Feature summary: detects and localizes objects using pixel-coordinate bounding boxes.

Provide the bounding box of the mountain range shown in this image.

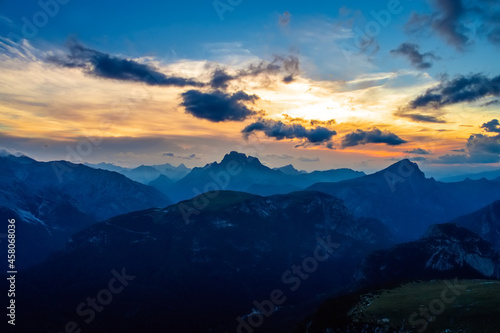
[308,159,500,241]
[165,151,366,202]
[440,169,500,182]
[85,162,191,183]
[3,151,500,332]
[13,191,393,333]
[0,154,170,268]
[9,188,500,332]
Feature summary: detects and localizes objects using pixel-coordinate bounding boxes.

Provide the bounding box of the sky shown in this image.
[0,0,500,176]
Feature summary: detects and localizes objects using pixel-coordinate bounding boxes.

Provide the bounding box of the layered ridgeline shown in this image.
[15,191,394,333]
[86,153,500,243]
[166,151,365,202]
[308,159,500,242]
[85,162,191,183]
[0,154,170,268]
[440,169,500,182]
[86,152,366,201]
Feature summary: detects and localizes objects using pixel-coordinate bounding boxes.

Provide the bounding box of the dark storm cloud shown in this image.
[407,73,500,109]
[180,90,258,122]
[406,0,500,49]
[390,43,439,69]
[340,129,407,148]
[405,148,431,155]
[481,119,500,133]
[242,119,336,143]
[208,55,300,88]
[429,0,468,48]
[48,38,204,87]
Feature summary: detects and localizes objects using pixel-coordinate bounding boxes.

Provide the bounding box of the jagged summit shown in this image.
[375,158,426,179]
[219,151,264,167]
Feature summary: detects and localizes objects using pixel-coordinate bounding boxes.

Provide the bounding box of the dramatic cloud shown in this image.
[394,111,447,123]
[390,43,439,69]
[242,119,336,144]
[481,119,500,133]
[208,55,300,88]
[341,128,408,148]
[180,90,259,122]
[406,0,500,49]
[434,120,500,163]
[407,73,500,109]
[428,0,467,48]
[49,39,204,87]
[405,148,431,155]
[466,133,500,155]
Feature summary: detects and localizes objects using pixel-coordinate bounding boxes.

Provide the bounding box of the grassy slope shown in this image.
[352,280,500,332]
